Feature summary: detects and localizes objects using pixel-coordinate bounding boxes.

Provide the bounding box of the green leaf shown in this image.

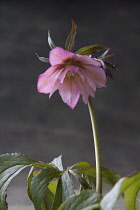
[125,179,140,210]
[74,162,121,187]
[65,19,77,52]
[42,187,54,210]
[82,174,96,190]
[102,168,121,187]
[0,165,28,210]
[75,44,107,55]
[32,162,53,168]
[52,171,75,210]
[101,171,140,210]
[52,177,63,210]
[122,172,140,210]
[35,53,49,63]
[48,179,58,195]
[51,155,63,171]
[136,191,140,210]
[0,153,37,210]
[29,167,61,210]
[27,166,34,201]
[100,177,125,210]
[48,30,56,49]
[69,170,92,190]
[72,161,93,170]
[58,190,101,210]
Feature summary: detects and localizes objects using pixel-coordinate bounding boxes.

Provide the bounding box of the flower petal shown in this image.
[37,64,61,93]
[49,47,75,66]
[79,68,96,91]
[59,79,80,109]
[83,64,106,88]
[57,68,69,83]
[57,65,79,84]
[76,54,102,66]
[66,65,79,75]
[49,79,60,97]
[78,79,95,104]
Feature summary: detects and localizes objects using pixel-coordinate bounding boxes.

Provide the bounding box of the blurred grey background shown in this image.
[0,0,140,208]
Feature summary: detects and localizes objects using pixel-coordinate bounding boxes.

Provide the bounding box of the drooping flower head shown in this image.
[38,47,106,109]
[37,20,116,109]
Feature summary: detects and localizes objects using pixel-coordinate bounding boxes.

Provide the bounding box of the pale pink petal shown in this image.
[57,65,79,84]
[66,65,79,76]
[59,79,80,109]
[58,68,69,83]
[49,79,60,97]
[83,64,106,88]
[78,79,95,104]
[79,69,96,91]
[49,68,64,87]
[76,54,102,67]
[59,82,71,102]
[49,47,76,66]
[37,64,61,93]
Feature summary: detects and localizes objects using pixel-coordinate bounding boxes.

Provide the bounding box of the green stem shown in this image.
[88,97,102,194]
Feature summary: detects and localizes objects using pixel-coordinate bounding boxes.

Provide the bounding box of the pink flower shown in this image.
[37,47,106,109]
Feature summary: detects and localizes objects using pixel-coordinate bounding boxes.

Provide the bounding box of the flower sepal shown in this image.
[48,30,56,49]
[35,53,49,63]
[65,19,77,52]
[75,44,108,55]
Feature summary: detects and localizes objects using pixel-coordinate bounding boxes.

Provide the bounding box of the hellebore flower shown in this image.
[37,47,106,109]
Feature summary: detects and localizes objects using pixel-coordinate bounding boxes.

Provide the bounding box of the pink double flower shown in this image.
[37,47,106,109]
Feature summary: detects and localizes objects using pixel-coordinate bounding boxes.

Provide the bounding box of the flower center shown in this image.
[67,71,73,77]
[64,58,82,67]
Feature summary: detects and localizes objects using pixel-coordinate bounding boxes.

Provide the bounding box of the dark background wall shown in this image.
[1,0,140,180]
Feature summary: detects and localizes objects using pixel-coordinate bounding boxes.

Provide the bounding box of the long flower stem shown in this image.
[88,97,102,194]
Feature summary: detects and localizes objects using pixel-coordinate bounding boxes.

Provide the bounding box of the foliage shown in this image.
[0,153,140,210]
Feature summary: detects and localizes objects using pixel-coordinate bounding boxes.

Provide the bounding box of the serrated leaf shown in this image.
[0,153,37,210]
[29,167,61,210]
[74,162,121,187]
[51,155,63,171]
[0,153,36,173]
[65,19,77,52]
[58,190,101,210]
[52,171,75,210]
[48,30,56,49]
[75,44,107,55]
[69,170,92,190]
[35,53,49,63]
[82,174,96,190]
[32,162,53,168]
[0,165,28,210]
[102,168,121,187]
